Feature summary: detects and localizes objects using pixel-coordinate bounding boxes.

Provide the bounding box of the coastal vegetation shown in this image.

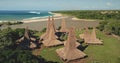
[0,26,120,63]
[53,10,120,20]
[0,21,23,27]
[53,10,120,36]
[98,19,120,36]
[0,28,57,63]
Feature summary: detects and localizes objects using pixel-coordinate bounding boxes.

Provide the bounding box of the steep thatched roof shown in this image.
[60,18,68,32]
[17,27,37,49]
[56,27,86,61]
[40,16,51,40]
[40,16,58,41]
[52,16,56,32]
[64,27,80,47]
[79,28,103,45]
[42,16,63,47]
[64,41,80,48]
[88,28,103,45]
[83,27,91,43]
[24,26,30,39]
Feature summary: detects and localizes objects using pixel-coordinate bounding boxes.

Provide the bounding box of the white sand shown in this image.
[0,12,97,24]
[0,12,67,23]
[72,17,97,21]
[48,12,63,17]
[22,16,67,23]
[22,12,68,23]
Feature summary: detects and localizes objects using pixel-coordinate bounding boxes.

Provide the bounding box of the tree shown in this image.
[0,27,13,48]
[98,20,108,31]
[0,28,58,63]
[0,48,39,63]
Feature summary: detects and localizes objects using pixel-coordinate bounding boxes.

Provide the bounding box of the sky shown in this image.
[0,0,120,11]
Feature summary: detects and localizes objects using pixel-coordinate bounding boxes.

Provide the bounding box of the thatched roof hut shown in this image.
[40,16,51,40]
[42,16,63,47]
[79,28,103,45]
[60,18,68,33]
[56,27,86,61]
[40,16,58,41]
[17,27,37,49]
[64,27,80,47]
[88,28,103,45]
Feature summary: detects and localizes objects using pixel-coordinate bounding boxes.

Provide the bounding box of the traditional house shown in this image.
[17,27,37,49]
[79,27,103,45]
[40,16,51,40]
[60,18,68,33]
[42,16,63,47]
[56,27,86,61]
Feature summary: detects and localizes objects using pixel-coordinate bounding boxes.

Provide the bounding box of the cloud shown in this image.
[106,2,111,6]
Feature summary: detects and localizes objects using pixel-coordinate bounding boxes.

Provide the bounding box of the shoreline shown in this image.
[22,12,68,23]
[0,12,99,31]
[0,12,68,23]
[0,12,99,24]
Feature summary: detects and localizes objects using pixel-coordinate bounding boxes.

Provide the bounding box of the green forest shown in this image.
[0,28,58,63]
[53,10,120,36]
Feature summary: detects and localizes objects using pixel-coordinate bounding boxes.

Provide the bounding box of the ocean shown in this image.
[0,11,52,21]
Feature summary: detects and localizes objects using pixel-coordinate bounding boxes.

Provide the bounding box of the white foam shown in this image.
[29,11,41,14]
[48,12,53,14]
[23,16,49,20]
[0,20,9,23]
[22,16,68,23]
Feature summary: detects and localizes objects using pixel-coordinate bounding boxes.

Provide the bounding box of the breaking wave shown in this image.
[29,11,41,14]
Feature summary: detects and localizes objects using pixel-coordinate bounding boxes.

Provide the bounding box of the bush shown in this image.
[0,21,23,27]
[53,10,120,20]
[0,49,39,63]
[104,20,120,35]
[0,27,13,48]
[98,20,108,31]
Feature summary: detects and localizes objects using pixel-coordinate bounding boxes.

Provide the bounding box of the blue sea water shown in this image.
[0,11,52,21]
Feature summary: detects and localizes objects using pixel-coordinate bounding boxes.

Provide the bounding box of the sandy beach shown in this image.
[22,13,68,23]
[0,13,100,31]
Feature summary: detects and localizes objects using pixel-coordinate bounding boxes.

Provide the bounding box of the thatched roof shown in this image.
[79,28,103,45]
[64,41,80,48]
[40,16,58,40]
[88,28,103,45]
[60,18,68,32]
[56,27,86,61]
[17,27,37,48]
[64,27,80,47]
[24,26,30,39]
[83,27,91,43]
[52,16,56,32]
[42,16,63,47]
[40,16,51,40]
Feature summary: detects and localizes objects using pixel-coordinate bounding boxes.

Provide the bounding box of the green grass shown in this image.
[34,30,120,63]
[40,46,64,63]
[34,31,45,37]
[84,30,120,63]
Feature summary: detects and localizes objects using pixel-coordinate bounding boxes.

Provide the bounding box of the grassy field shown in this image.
[40,46,64,63]
[33,30,120,63]
[84,30,120,63]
